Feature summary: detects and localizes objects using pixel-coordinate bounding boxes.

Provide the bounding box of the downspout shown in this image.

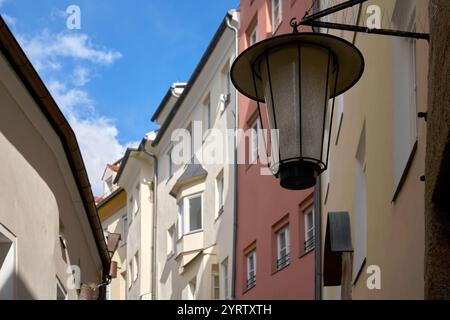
[140,141,158,300]
[314,178,322,300]
[226,10,239,300]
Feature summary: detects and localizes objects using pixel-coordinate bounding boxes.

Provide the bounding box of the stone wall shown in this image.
[425,0,450,300]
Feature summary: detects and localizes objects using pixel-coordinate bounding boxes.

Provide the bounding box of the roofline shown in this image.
[113,147,139,185]
[96,187,125,210]
[150,88,173,122]
[152,13,233,147]
[0,16,111,270]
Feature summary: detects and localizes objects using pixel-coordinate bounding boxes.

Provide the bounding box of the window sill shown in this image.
[300,248,314,259]
[176,229,204,243]
[243,284,256,294]
[272,262,290,275]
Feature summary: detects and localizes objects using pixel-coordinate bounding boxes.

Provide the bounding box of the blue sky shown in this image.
[0,0,238,194]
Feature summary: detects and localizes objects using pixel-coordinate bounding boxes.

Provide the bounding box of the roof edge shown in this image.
[0,15,111,270]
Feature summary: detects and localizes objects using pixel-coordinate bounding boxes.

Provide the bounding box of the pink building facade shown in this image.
[235,0,315,299]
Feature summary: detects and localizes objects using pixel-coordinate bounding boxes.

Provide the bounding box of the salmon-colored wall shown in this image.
[236,0,315,300]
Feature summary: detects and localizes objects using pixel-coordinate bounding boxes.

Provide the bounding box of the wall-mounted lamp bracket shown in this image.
[297,0,430,41]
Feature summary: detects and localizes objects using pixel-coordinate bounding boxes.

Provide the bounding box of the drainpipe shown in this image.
[140,140,158,300]
[226,10,239,300]
[314,178,322,300]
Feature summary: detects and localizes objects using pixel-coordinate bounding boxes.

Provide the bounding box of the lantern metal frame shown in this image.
[231,32,364,190]
[252,42,339,189]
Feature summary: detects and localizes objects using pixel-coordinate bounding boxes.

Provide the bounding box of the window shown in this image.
[178,194,203,236]
[220,64,231,109]
[178,202,184,239]
[212,264,220,300]
[248,22,258,46]
[272,0,283,31]
[276,226,290,270]
[353,124,367,279]
[134,184,140,216]
[304,207,315,252]
[122,215,128,243]
[392,2,417,195]
[250,118,260,164]
[133,252,139,282]
[188,195,202,232]
[168,148,174,178]
[0,224,16,300]
[167,226,176,256]
[204,96,212,131]
[216,171,224,216]
[221,258,229,299]
[187,123,195,161]
[56,277,67,300]
[128,262,132,289]
[246,251,256,289]
[105,176,113,195]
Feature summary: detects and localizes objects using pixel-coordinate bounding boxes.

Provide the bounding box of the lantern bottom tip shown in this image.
[279,161,319,190]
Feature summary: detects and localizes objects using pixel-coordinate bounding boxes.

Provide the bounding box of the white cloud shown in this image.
[2,14,16,27]
[72,66,91,86]
[18,30,122,72]
[48,81,130,196]
[15,26,130,196]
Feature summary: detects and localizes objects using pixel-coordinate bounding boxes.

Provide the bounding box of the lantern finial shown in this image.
[290,18,301,33]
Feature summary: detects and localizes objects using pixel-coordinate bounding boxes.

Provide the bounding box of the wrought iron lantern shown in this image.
[231,29,364,190]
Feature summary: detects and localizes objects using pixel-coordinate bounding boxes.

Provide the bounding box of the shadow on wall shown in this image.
[0,273,36,300]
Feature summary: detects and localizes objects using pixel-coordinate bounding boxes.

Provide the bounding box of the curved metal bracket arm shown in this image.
[296,0,430,41]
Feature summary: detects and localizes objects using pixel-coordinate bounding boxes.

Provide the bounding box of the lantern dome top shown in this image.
[231,32,364,103]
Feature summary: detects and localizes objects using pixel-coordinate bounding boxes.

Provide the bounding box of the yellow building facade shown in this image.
[320,0,429,299]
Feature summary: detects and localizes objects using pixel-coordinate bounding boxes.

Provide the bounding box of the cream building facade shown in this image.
[0,16,109,300]
[98,163,128,300]
[318,0,429,299]
[114,135,156,300]
[151,11,239,300]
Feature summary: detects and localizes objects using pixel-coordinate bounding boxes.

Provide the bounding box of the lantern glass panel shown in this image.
[256,43,337,174]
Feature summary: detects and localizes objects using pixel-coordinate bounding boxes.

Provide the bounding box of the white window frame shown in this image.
[0,224,16,300]
[127,262,133,289]
[105,176,113,195]
[179,193,203,236]
[304,207,315,252]
[276,225,290,270]
[250,118,260,164]
[271,0,283,32]
[212,272,220,300]
[249,23,258,46]
[215,171,224,216]
[204,96,212,131]
[133,252,139,283]
[56,277,68,300]
[246,251,256,289]
[133,183,140,217]
[168,148,174,178]
[221,259,229,299]
[122,215,128,244]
